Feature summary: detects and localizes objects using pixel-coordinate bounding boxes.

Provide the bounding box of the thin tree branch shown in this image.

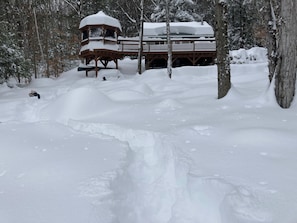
[116,2,137,23]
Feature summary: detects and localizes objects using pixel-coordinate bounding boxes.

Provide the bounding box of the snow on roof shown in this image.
[79,11,122,31]
[80,41,119,54]
[143,21,214,37]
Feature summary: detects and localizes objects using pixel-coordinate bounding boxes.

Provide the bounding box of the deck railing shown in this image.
[118,39,216,54]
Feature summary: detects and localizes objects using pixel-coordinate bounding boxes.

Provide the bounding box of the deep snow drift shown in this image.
[1,47,297,223]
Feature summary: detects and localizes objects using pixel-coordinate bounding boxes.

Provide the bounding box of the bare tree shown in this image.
[215,0,231,99]
[274,0,297,108]
[138,0,144,74]
[63,0,83,18]
[263,0,280,82]
[166,0,172,79]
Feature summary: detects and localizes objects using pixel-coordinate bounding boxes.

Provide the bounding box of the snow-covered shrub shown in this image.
[0,31,31,85]
[230,47,268,64]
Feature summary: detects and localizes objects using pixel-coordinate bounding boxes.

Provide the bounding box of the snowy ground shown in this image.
[1,48,297,223]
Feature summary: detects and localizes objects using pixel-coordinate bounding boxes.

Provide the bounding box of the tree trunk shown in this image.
[215,0,231,99]
[166,0,172,79]
[274,0,297,108]
[138,0,144,74]
[44,11,50,78]
[265,0,280,82]
[33,7,45,78]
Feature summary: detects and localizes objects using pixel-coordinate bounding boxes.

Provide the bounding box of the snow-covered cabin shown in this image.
[142,21,216,68]
[118,21,216,69]
[143,21,214,38]
[79,11,122,77]
[79,12,216,76]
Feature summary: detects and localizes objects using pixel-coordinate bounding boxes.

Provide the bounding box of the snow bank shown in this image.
[230,47,267,64]
[41,87,117,122]
[0,122,127,223]
[107,82,153,101]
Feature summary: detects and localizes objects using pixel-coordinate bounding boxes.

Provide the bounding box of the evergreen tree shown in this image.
[151,0,201,22]
[192,0,215,25]
[0,28,31,84]
[81,0,110,18]
[228,0,257,49]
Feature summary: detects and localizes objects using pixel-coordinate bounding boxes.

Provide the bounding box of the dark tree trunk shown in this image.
[266,0,279,82]
[215,0,231,99]
[166,0,172,79]
[138,0,144,74]
[274,0,297,108]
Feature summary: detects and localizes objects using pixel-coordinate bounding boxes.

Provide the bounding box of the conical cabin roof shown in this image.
[79,11,122,32]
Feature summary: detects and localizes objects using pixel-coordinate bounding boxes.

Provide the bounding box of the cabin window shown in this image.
[82,30,88,40]
[154,41,164,45]
[105,29,115,38]
[90,27,103,37]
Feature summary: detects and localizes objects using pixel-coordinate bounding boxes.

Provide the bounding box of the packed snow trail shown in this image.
[69,121,187,223]
[68,121,273,223]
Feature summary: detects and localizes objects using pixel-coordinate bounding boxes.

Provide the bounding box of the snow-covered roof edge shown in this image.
[79,11,122,31]
[143,21,214,37]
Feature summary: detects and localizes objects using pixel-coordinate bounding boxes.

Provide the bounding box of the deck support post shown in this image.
[85,59,88,77]
[145,58,150,70]
[100,59,109,68]
[95,58,99,77]
[114,59,118,69]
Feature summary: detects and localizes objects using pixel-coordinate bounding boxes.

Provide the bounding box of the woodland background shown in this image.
[0,0,273,82]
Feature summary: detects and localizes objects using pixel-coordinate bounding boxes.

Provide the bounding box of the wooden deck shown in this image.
[118,38,216,53]
[79,38,216,76]
[118,38,216,68]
